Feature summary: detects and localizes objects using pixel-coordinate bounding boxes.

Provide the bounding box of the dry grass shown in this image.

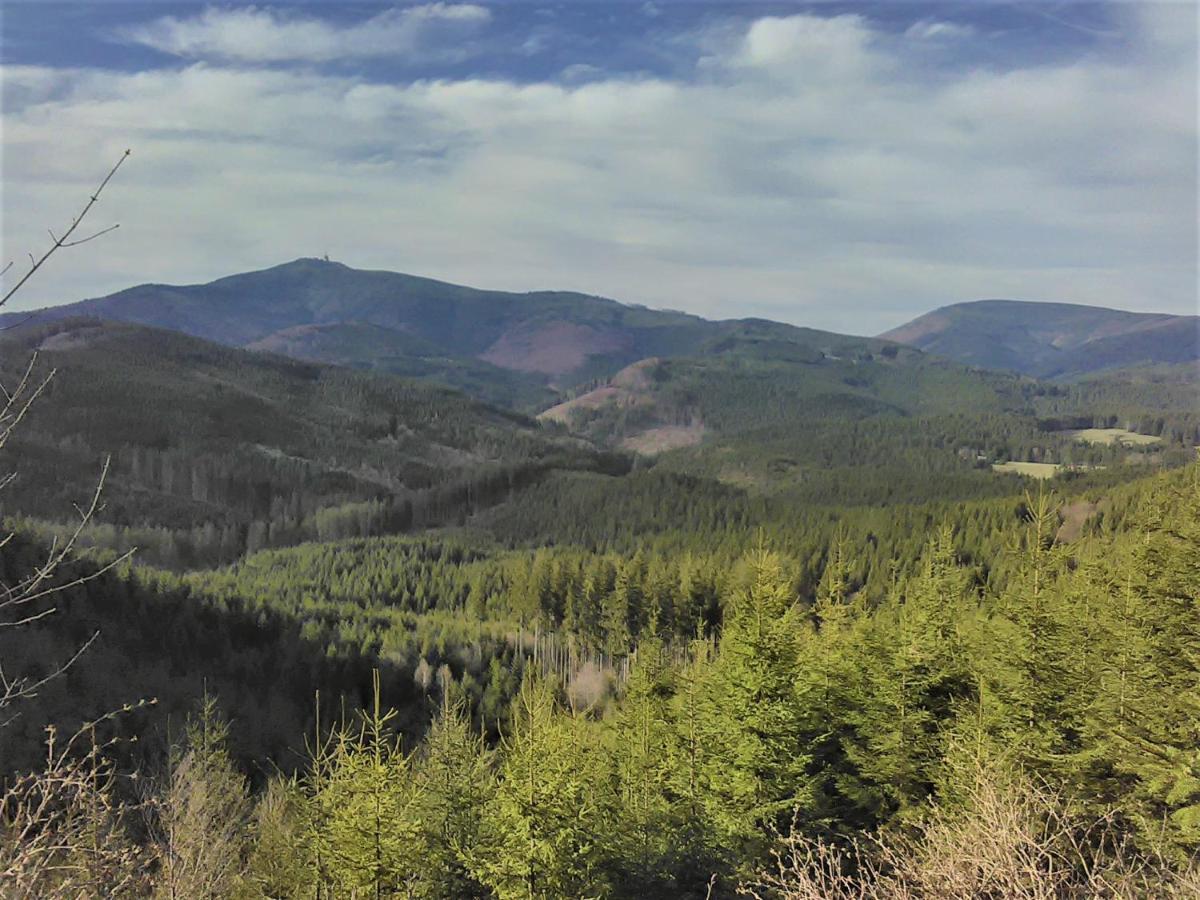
[620,423,707,455]
[992,462,1061,479]
[1068,428,1161,447]
[740,760,1198,900]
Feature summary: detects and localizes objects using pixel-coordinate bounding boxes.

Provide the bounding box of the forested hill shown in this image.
[880,299,1199,378]
[1,258,751,398]
[0,317,625,568]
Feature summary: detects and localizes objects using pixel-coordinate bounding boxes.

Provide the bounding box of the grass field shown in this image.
[992,461,1061,479]
[1068,428,1162,446]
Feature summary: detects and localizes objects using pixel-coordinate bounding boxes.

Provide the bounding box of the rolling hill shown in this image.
[537,322,1022,446]
[880,299,1199,378]
[6,264,1195,512]
[4,258,735,404]
[0,317,623,567]
[243,321,558,409]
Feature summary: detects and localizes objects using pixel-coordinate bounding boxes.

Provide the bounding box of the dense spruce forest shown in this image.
[5,0,1197,890]
[2,261,1199,897]
[4,460,1199,896]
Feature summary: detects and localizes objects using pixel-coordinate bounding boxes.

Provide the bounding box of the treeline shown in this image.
[0,529,537,775]
[5,464,1198,897]
[14,453,627,570]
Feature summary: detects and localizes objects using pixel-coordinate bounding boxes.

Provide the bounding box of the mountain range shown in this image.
[0,259,1195,567]
[879,299,1198,379]
[8,262,1195,401]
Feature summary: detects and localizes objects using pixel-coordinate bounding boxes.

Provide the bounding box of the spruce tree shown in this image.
[411,698,495,899]
[475,675,613,899]
[694,546,809,855]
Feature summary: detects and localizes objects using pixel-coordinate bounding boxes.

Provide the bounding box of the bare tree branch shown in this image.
[1,149,130,309]
[0,152,132,718]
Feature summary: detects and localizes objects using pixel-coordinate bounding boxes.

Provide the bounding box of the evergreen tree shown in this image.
[843,528,976,821]
[606,637,704,894]
[694,547,809,855]
[474,675,613,899]
[307,673,420,897]
[1083,473,1200,856]
[410,698,496,899]
[152,695,251,900]
[983,488,1085,773]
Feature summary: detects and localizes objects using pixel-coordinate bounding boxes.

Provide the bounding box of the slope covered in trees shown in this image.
[4,463,1198,896]
[536,331,1197,495]
[0,317,625,567]
[880,299,1199,378]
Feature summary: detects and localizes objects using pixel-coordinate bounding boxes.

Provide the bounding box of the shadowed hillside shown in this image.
[881,299,1199,378]
[0,317,625,567]
[4,258,731,399]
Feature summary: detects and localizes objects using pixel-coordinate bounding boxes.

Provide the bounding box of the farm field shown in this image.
[992,461,1061,479]
[1068,427,1162,446]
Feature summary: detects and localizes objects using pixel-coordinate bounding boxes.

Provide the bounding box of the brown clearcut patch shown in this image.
[620,423,706,455]
[538,386,622,424]
[536,357,661,425]
[478,321,631,375]
[879,311,952,345]
[610,357,660,390]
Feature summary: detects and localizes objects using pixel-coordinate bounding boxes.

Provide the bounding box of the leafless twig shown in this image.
[1,149,130,310]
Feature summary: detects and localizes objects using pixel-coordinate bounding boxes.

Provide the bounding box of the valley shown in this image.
[4,3,1196,893]
[1,260,1197,898]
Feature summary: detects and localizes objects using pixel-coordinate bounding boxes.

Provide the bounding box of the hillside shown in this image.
[534,321,1200,499]
[0,318,623,567]
[4,258,733,400]
[244,321,557,409]
[541,324,1022,442]
[880,299,1199,378]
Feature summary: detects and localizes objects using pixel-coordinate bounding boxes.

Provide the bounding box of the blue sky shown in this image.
[1,1,1195,332]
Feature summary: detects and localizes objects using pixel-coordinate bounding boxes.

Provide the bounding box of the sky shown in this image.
[0,1,1196,334]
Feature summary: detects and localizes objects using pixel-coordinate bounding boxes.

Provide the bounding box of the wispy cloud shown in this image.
[113,4,492,63]
[904,20,976,42]
[3,4,1195,332]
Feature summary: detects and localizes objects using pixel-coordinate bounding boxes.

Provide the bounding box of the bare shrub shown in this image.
[0,152,146,897]
[0,713,151,897]
[740,757,1199,900]
[566,660,611,711]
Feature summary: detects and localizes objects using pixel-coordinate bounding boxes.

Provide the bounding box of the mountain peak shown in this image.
[881,300,1197,378]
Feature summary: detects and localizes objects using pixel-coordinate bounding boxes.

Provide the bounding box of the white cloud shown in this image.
[904,20,975,41]
[2,5,1195,333]
[735,14,877,81]
[114,4,492,63]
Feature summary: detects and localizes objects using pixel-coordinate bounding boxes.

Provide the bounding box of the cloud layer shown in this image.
[2,3,1195,332]
[114,4,492,63]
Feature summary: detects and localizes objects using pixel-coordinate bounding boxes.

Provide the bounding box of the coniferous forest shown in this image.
[2,4,1199,895]
[3,252,1198,899]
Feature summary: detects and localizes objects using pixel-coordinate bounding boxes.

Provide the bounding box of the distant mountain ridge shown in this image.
[9,262,1195,407]
[880,299,1199,379]
[3,258,732,403]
